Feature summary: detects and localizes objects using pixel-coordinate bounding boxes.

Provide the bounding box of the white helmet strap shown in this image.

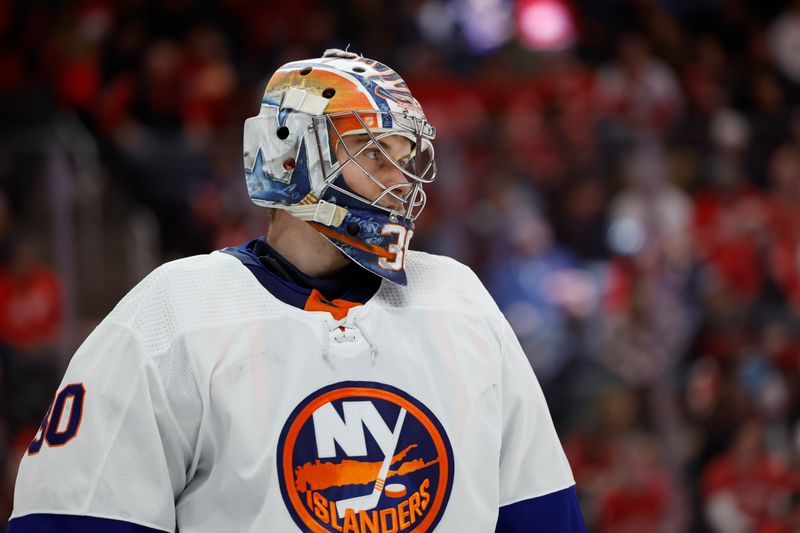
[285,200,348,227]
[280,88,329,115]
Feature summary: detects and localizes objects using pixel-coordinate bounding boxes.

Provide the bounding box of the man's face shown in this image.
[335,133,414,212]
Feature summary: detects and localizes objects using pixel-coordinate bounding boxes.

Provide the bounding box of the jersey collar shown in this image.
[221,238,382,314]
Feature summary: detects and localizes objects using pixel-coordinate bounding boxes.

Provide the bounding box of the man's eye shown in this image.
[364,150,380,160]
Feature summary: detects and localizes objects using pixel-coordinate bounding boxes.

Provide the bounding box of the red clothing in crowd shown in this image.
[0,266,61,352]
[596,473,670,533]
[692,188,771,301]
[702,453,795,527]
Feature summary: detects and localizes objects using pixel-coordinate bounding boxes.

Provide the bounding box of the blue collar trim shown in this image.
[220,238,381,310]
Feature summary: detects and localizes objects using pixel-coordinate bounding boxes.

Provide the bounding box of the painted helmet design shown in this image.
[243,49,436,285]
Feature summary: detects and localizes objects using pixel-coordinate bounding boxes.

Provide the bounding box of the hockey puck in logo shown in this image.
[384,483,407,498]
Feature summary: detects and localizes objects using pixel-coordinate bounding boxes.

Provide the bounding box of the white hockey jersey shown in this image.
[9,249,580,532]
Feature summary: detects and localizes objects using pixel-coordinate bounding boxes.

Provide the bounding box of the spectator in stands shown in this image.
[702,419,797,532]
[0,237,61,355]
[595,33,683,139]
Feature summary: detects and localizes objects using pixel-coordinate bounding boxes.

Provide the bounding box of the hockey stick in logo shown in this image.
[335,408,407,517]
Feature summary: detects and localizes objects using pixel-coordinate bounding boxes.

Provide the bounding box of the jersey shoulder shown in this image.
[377,250,502,317]
[105,251,284,354]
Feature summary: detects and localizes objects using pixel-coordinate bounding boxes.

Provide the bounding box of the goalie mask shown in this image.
[243,49,436,286]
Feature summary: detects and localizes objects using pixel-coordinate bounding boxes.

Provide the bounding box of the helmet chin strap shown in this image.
[285,200,348,227]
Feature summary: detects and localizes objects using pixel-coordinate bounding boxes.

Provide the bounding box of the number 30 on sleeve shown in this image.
[28,383,86,455]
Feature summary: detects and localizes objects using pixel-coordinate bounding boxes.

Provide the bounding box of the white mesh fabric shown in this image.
[105,252,290,453]
[376,250,502,317]
[153,341,203,449]
[108,252,288,351]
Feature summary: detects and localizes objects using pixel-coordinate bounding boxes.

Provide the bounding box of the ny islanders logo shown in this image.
[277,382,454,532]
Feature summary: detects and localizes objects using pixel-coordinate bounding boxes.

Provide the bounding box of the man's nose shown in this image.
[381,164,410,189]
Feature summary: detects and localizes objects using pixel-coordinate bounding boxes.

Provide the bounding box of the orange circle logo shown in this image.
[277,382,454,532]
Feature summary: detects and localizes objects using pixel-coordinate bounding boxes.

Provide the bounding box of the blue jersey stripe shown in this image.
[7,514,169,532]
[495,485,586,532]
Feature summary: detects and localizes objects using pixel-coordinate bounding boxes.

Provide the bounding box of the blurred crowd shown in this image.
[3,0,800,531]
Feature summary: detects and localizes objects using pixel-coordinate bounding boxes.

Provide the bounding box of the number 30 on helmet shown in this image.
[243,49,437,285]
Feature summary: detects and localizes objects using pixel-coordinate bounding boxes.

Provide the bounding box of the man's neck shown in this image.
[265,210,351,278]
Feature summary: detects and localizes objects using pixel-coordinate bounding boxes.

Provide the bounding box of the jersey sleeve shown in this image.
[495,319,586,532]
[8,318,195,533]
